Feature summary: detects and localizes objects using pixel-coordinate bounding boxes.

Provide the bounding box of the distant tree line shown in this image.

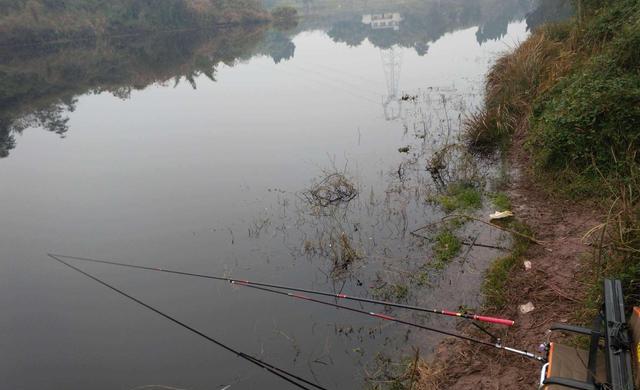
[0,0,270,46]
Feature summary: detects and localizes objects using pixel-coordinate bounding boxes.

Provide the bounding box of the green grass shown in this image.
[365,351,421,390]
[433,230,462,266]
[490,192,511,210]
[482,220,531,308]
[436,182,483,212]
[412,269,431,287]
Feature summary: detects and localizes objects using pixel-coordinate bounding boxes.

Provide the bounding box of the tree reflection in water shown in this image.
[0,0,572,158]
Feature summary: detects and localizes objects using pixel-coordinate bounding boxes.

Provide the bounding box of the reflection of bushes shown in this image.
[326,0,531,55]
[255,31,295,63]
[0,26,273,157]
[271,6,298,30]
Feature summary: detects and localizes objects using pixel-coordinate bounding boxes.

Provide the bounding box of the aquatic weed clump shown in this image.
[434,182,483,212]
[303,173,358,208]
[328,232,363,277]
[365,350,423,390]
[371,282,409,302]
[271,6,298,30]
[433,230,462,266]
[427,144,483,189]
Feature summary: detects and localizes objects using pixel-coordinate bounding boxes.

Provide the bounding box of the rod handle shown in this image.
[475,315,514,326]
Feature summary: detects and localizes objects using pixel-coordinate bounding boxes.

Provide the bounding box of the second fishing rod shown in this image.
[50,253,544,362]
[49,253,515,326]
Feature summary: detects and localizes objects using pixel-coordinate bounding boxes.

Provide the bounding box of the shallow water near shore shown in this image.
[0,1,557,389]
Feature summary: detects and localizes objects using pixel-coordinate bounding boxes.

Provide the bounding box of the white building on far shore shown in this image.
[361,13,402,31]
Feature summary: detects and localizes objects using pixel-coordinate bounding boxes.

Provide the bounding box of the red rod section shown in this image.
[51,253,515,327]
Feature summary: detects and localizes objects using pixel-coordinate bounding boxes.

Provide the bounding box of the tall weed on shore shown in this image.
[464,27,572,151]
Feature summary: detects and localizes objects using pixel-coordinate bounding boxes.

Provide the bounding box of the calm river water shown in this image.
[0,1,562,389]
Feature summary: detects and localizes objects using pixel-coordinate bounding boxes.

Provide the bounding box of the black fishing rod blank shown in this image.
[47,254,327,390]
[49,253,544,363]
[49,253,514,326]
[232,281,545,362]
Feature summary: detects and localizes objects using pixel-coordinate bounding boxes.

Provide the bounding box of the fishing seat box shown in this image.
[542,343,607,389]
[631,307,640,389]
[540,279,636,390]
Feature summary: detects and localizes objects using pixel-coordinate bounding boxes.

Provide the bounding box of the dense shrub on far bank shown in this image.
[0,0,270,46]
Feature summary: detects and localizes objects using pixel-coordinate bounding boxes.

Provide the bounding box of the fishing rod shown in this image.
[49,253,514,327]
[49,253,545,363]
[47,254,327,390]
[233,281,545,362]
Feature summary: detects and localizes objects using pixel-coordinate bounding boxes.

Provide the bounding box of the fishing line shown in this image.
[287,63,382,97]
[235,281,497,346]
[49,253,544,362]
[233,281,544,362]
[295,60,382,86]
[49,253,514,326]
[47,254,327,390]
[254,62,381,106]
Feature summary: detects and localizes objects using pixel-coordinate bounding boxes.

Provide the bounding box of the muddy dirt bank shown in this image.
[414,141,602,389]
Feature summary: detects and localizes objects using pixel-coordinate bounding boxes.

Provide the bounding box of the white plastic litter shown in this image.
[490,210,514,220]
[524,260,532,271]
[519,302,535,314]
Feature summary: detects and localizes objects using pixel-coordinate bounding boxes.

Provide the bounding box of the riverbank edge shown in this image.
[410,0,640,386]
[408,133,602,389]
[407,2,640,386]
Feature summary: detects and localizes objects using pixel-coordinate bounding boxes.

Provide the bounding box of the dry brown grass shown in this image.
[465,28,575,151]
[579,163,640,311]
[409,359,449,390]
